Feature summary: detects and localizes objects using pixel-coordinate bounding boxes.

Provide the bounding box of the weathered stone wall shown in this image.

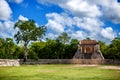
[0,59,20,66]
[20,59,120,65]
[1,59,119,66]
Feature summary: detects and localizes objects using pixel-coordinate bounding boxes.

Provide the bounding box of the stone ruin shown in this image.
[73,40,104,59]
[0,59,20,66]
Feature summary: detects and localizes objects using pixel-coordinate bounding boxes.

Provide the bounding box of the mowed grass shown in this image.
[0,64,120,80]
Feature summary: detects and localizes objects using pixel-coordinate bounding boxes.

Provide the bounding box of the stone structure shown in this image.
[0,59,20,66]
[20,59,120,64]
[73,40,104,59]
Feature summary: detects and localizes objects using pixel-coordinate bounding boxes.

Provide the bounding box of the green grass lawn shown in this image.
[0,64,120,80]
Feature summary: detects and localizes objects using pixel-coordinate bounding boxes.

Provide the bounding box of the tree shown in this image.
[0,38,16,59]
[14,20,46,62]
[84,37,91,40]
[13,46,24,59]
[64,39,79,59]
[55,32,70,58]
[98,41,108,58]
[107,38,120,59]
[70,39,79,44]
[0,38,6,58]
[5,38,15,58]
[99,38,120,59]
[57,32,70,44]
[29,41,46,59]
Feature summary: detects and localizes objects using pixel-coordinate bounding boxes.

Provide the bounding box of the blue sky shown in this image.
[0,0,120,43]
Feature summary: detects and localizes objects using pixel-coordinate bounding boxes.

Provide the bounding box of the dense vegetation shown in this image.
[0,20,120,60]
[0,65,120,80]
[0,37,120,60]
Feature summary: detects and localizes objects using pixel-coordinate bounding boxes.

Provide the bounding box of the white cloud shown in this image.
[65,0,102,18]
[86,0,120,24]
[0,15,29,38]
[46,13,73,27]
[38,0,102,18]
[45,12,116,43]
[45,33,58,40]
[119,32,120,36]
[70,31,87,40]
[73,17,103,32]
[97,0,120,24]
[38,0,120,24]
[46,20,64,33]
[101,27,116,40]
[0,0,12,21]
[0,21,15,38]
[18,15,28,21]
[46,13,73,34]
[38,0,119,43]
[8,0,23,4]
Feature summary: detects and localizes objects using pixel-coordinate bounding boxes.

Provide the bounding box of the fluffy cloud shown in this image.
[38,0,102,18]
[70,31,87,40]
[64,0,102,18]
[18,15,28,21]
[37,0,119,43]
[45,33,59,40]
[45,12,116,42]
[46,13,73,34]
[38,0,120,24]
[0,15,29,38]
[0,0,12,21]
[8,0,23,4]
[46,20,64,33]
[101,27,116,40]
[73,17,103,32]
[0,21,15,38]
[0,0,14,38]
[89,0,120,24]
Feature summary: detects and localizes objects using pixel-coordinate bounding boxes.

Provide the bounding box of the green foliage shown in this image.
[63,39,78,59]
[84,37,91,40]
[98,41,108,57]
[56,32,70,44]
[99,38,120,59]
[14,20,46,61]
[28,38,78,59]
[13,46,24,59]
[14,20,46,44]
[0,35,120,59]
[105,38,120,59]
[0,38,16,59]
[29,41,46,59]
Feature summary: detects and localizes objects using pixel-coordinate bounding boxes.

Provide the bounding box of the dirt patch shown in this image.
[64,64,99,68]
[98,66,120,70]
[64,65,120,70]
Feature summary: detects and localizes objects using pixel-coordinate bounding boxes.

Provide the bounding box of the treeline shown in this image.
[99,38,120,59]
[0,37,120,60]
[0,20,120,60]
